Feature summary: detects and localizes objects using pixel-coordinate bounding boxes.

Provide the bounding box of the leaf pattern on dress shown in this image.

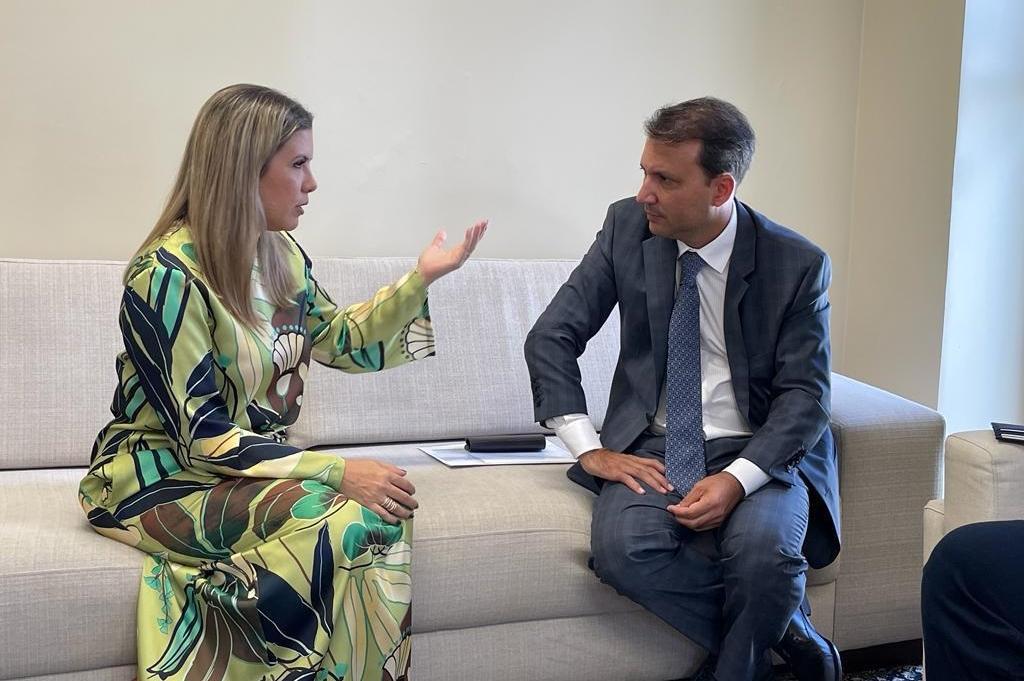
[114,478,217,521]
[202,478,273,554]
[291,480,345,520]
[253,562,319,659]
[310,523,335,637]
[190,558,269,669]
[81,227,426,681]
[140,500,220,560]
[183,354,235,444]
[147,582,204,679]
[253,480,312,541]
[342,507,404,562]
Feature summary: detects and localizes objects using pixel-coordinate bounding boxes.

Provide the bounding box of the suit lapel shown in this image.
[725,201,756,418]
[643,235,678,400]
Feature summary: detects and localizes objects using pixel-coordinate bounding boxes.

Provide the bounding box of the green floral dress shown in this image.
[79,226,433,681]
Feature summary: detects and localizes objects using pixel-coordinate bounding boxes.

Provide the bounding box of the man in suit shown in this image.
[525,97,842,681]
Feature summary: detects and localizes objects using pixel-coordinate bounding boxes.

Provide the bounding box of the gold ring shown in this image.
[382,497,398,513]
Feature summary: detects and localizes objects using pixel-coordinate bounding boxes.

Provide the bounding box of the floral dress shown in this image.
[79,226,433,681]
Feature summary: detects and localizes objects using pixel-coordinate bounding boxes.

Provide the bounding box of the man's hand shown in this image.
[667,472,744,531]
[578,448,673,495]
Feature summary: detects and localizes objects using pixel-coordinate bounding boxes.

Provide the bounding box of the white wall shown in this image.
[842,0,965,408]
[938,0,1024,433]
[0,1,971,405]
[0,0,863,363]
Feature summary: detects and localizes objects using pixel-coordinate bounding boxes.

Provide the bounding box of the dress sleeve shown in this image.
[120,260,346,489]
[302,263,434,372]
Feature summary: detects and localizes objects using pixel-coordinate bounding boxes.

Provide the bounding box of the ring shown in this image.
[381,497,399,513]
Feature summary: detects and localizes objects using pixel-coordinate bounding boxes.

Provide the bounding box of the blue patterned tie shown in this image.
[665,250,706,496]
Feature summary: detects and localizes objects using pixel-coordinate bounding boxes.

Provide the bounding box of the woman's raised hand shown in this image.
[416,219,488,285]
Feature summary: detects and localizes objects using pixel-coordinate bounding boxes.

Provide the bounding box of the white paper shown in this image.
[418,439,575,467]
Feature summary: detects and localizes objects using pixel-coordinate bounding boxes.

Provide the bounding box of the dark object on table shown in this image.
[992,422,1024,444]
[465,434,547,452]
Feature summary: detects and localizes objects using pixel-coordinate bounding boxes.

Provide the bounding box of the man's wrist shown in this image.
[719,470,745,497]
[722,457,771,497]
[548,414,603,459]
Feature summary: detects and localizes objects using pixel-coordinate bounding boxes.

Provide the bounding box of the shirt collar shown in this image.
[676,200,737,274]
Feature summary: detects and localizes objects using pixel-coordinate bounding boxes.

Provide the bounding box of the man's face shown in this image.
[636,139,723,244]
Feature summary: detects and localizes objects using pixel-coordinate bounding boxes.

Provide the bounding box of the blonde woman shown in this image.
[79,84,486,681]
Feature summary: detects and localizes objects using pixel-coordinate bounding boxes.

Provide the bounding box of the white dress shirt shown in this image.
[549,203,771,496]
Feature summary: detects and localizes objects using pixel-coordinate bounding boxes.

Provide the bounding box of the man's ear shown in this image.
[711,174,736,207]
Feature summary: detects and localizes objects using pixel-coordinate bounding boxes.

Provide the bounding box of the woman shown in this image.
[78,83,487,681]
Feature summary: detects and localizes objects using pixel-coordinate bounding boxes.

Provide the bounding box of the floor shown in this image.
[776,639,923,681]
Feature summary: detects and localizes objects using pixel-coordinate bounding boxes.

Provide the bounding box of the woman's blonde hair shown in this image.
[134,83,313,326]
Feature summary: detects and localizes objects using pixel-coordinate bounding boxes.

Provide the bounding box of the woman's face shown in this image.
[259,128,317,231]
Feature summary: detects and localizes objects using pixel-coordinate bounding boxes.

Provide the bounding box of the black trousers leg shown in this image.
[922,520,1024,680]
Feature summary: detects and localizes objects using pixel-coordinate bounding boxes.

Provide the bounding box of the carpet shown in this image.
[845,669,922,681]
[778,667,922,681]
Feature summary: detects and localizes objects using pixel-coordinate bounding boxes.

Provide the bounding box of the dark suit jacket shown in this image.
[525,198,840,569]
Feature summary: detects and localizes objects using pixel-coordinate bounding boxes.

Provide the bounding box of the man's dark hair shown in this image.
[644,97,756,183]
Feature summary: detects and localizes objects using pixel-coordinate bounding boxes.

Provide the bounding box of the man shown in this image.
[922,520,1024,680]
[525,97,842,681]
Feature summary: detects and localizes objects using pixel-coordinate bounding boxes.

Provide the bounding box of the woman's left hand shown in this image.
[416,219,489,285]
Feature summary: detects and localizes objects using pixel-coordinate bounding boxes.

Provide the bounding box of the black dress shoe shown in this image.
[689,660,717,681]
[773,609,843,681]
[684,655,718,681]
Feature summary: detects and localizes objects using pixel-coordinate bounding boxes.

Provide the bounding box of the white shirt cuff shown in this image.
[545,413,603,459]
[723,457,771,496]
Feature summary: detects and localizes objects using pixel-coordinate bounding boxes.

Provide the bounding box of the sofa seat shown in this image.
[0,443,842,680]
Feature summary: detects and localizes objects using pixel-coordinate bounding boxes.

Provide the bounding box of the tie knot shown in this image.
[680,250,704,286]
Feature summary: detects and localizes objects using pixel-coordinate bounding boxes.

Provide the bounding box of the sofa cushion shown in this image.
[0,257,618,468]
[3,452,636,678]
[0,444,839,679]
[286,257,619,448]
[0,258,125,470]
[0,469,139,679]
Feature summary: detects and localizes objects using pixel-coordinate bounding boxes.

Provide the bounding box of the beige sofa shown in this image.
[923,430,1024,562]
[0,255,944,681]
[921,431,1024,678]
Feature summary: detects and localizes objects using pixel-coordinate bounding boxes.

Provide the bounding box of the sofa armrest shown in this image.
[923,499,945,563]
[942,431,1024,532]
[827,373,945,649]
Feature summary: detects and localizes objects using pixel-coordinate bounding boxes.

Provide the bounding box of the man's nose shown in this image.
[636,178,655,205]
